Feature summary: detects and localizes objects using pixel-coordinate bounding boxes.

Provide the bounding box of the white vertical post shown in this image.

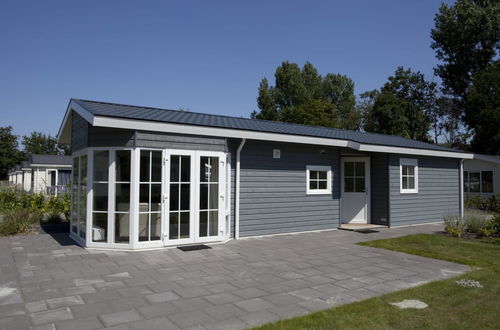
[108,151,116,245]
[86,151,93,247]
[130,148,140,249]
[460,159,464,218]
[235,139,246,240]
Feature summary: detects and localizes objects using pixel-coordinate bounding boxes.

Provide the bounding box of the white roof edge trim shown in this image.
[93,116,350,148]
[30,164,73,168]
[357,144,474,159]
[90,115,473,159]
[56,100,95,144]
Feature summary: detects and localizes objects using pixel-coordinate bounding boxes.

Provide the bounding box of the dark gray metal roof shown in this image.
[73,99,462,153]
[29,154,72,165]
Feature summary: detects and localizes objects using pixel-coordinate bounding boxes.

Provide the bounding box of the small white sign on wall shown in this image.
[273,149,281,159]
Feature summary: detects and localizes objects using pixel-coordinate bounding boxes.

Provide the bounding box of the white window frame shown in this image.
[400,158,418,194]
[306,165,332,195]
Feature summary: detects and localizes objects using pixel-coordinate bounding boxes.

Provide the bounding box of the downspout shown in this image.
[460,159,464,218]
[235,138,246,239]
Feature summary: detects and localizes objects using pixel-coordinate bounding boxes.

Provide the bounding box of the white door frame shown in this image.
[163,149,227,246]
[340,157,370,224]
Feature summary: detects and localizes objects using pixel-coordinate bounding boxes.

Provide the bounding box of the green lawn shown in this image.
[254,234,500,330]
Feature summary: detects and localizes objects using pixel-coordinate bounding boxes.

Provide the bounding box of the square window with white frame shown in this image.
[306,165,332,195]
[400,158,418,193]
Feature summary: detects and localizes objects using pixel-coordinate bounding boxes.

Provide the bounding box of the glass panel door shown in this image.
[199,156,220,238]
[168,154,193,242]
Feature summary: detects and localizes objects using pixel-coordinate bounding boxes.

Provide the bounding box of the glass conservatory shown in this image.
[70,148,230,250]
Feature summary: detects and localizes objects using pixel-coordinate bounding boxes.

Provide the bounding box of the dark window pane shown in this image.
[140,150,150,182]
[139,184,149,212]
[150,213,161,240]
[209,157,219,182]
[115,213,130,243]
[355,178,365,192]
[344,162,354,176]
[355,162,365,177]
[115,183,130,211]
[318,180,327,190]
[180,156,191,182]
[139,213,149,242]
[344,177,354,192]
[170,155,179,182]
[469,172,480,192]
[169,212,178,239]
[200,184,208,209]
[464,171,469,192]
[170,184,179,211]
[151,151,162,182]
[310,171,318,180]
[115,151,131,182]
[199,211,208,237]
[80,155,87,185]
[482,171,493,193]
[180,184,190,210]
[309,180,318,190]
[92,213,107,242]
[151,184,161,211]
[402,177,408,189]
[180,212,190,238]
[209,211,218,236]
[408,177,415,189]
[200,157,209,182]
[209,184,219,209]
[93,183,108,211]
[93,151,108,181]
[318,171,327,180]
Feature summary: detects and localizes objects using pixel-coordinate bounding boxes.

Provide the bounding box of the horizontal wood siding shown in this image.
[389,155,460,226]
[370,153,389,225]
[238,140,340,237]
[71,111,88,152]
[88,127,135,148]
[135,131,227,152]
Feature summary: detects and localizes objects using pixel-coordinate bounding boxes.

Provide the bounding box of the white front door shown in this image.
[341,157,370,224]
[164,150,226,245]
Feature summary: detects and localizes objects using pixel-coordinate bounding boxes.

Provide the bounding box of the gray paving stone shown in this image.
[172,297,213,312]
[205,292,241,305]
[99,309,142,327]
[269,304,310,318]
[55,316,103,330]
[169,310,215,328]
[238,310,281,326]
[129,317,177,330]
[203,303,248,320]
[45,295,84,309]
[30,307,73,326]
[70,302,114,318]
[233,287,268,299]
[204,317,248,330]
[145,291,180,303]
[0,315,30,330]
[137,302,179,319]
[235,298,275,313]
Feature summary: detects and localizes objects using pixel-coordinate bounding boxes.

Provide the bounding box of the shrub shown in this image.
[465,195,500,213]
[463,211,491,235]
[444,214,465,237]
[0,208,41,236]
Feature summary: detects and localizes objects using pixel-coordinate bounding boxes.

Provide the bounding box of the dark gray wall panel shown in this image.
[88,127,135,148]
[135,131,227,152]
[238,140,340,237]
[370,153,389,225]
[71,111,88,152]
[389,155,460,226]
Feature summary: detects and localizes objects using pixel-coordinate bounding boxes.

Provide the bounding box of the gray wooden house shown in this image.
[57,99,473,250]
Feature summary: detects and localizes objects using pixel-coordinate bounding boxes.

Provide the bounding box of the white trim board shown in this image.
[58,100,474,159]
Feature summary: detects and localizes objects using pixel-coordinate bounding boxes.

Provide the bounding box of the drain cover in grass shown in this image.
[177,245,211,252]
[390,299,428,309]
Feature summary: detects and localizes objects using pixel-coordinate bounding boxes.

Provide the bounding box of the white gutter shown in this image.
[460,159,464,218]
[235,138,246,239]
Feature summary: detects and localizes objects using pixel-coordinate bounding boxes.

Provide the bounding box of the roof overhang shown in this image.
[58,100,474,159]
[472,153,500,165]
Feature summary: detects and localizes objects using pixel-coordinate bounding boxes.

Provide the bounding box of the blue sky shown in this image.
[0,0,452,137]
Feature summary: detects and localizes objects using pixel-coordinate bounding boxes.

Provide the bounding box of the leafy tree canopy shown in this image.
[0,126,24,180]
[22,132,69,156]
[431,0,499,99]
[363,67,437,142]
[251,61,361,130]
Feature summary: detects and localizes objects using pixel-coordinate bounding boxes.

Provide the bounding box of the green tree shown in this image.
[431,0,499,99]
[22,132,69,155]
[465,60,500,154]
[0,126,24,180]
[251,61,360,129]
[363,67,437,142]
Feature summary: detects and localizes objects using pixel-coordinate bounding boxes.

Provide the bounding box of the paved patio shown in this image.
[0,224,469,330]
